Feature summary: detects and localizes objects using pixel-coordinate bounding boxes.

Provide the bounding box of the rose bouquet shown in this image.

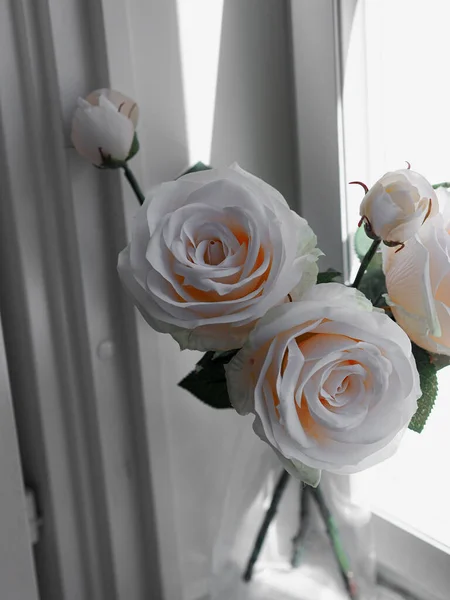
[72,88,450,593]
[71,87,450,483]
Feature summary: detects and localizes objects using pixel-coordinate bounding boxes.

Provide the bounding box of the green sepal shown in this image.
[95,156,126,170]
[354,225,382,270]
[126,133,140,161]
[178,350,238,409]
[408,344,438,433]
[317,268,342,284]
[94,133,140,170]
[178,161,212,178]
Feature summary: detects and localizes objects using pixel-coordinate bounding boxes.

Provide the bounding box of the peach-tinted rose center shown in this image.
[175,224,271,303]
[276,331,326,439]
[435,273,450,305]
[205,240,226,265]
[275,331,363,440]
[295,397,323,439]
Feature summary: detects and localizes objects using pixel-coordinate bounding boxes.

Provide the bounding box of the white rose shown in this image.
[384,187,450,355]
[359,169,438,245]
[71,91,137,166]
[226,283,420,483]
[118,164,321,351]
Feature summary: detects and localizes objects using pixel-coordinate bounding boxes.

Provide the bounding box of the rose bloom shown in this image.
[359,169,437,244]
[118,165,321,351]
[72,90,137,166]
[384,187,450,355]
[226,284,420,483]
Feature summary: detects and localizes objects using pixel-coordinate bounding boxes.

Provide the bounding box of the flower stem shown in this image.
[291,483,311,567]
[122,164,145,205]
[310,486,358,599]
[351,238,381,289]
[243,469,290,582]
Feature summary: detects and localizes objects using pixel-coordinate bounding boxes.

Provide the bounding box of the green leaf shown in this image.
[430,352,450,371]
[354,225,382,270]
[178,350,238,409]
[178,162,212,177]
[409,344,438,433]
[317,269,342,284]
[432,182,450,189]
[357,267,386,307]
[354,225,372,261]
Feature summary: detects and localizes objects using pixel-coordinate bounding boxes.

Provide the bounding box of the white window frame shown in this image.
[289,0,350,280]
[289,2,450,600]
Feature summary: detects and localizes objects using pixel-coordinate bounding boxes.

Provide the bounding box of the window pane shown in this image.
[343,0,450,550]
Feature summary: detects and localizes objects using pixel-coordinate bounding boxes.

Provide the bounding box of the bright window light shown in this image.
[176,0,224,165]
[344,0,450,550]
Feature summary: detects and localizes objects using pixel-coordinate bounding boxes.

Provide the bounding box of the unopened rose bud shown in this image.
[85,89,139,127]
[359,169,438,248]
[71,89,139,168]
[383,187,450,356]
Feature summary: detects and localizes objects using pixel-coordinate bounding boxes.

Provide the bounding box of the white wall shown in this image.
[210,1,297,205]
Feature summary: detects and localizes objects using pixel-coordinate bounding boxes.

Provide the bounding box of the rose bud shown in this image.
[383,187,450,356]
[358,169,438,249]
[71,89,139,167]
